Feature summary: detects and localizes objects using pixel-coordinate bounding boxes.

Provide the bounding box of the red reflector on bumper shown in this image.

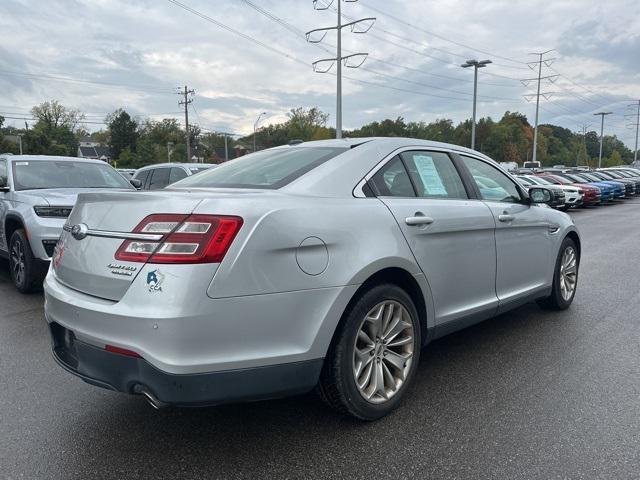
[105,344,141,358]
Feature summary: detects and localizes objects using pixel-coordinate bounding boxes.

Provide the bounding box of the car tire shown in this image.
[317,284,421,420]
[537,237,579,311]
[8,229,47,293]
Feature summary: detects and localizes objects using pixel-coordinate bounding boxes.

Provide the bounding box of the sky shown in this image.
[0,0,639,147]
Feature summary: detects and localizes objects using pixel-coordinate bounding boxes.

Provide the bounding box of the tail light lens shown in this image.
[115,213,243,264]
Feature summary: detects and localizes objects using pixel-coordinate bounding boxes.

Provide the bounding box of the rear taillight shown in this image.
[114,213,243,264]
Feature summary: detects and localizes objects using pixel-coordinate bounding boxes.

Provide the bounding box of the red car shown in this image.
[538,174,601,206]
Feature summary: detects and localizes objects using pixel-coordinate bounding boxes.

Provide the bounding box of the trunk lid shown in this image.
[52,191,207,301]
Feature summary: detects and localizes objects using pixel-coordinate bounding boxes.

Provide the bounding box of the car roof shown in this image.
[294,137,492,159]
[137,162,216,170]
[0,154,106,164]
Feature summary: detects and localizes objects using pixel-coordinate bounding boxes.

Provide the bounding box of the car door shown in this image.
[370,150,498,326]
[148,167,171,190]
[458,154,552,305]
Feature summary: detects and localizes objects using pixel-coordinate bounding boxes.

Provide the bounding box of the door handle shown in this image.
[498,214,515,222]
[405,215,434,226]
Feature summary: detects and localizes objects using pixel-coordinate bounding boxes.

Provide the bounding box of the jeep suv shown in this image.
[0,155,135,292]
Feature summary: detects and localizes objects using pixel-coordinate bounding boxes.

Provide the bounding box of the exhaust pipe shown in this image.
[133,384,168,410]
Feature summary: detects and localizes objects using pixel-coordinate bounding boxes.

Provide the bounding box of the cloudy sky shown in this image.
[1,0,639,146]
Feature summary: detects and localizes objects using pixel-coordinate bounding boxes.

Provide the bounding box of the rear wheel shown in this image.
[537,237,579,310]
[318,284,421,420]
[9,229,47,293]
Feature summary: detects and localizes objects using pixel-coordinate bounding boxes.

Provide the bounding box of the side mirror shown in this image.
[130,178,142,189]
[528,186,552,204]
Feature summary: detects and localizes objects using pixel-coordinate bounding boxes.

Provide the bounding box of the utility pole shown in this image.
[178,85,195,161]
[461,59,492,150]
[628,100,640,163]
[593,112,612,168]
[522,50,557,164]
[306,1,375,139]
[17,134,23,155]
[578,124,590,167]
[224,133,229,162]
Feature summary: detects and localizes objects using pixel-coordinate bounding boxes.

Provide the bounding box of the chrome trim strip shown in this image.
[62,224,163,241]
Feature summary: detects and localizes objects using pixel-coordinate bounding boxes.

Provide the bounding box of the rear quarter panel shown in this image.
[202,196,424,299]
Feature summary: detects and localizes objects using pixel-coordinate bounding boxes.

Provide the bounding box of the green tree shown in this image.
[107,109,138,159]
[31,100,84,131]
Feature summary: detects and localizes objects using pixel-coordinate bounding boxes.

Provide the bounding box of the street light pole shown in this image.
[253,112,267,152]
[461,59,492,150]
[167,142,173,162]
[593,112,612,168]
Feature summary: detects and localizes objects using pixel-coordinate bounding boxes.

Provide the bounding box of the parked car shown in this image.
[544,173,613,203]
[587,171,635,197]
[45,138,580,420]
[116,168,136,179]
[596,169,640,195]
[572,172,625,199]
[538,174,601,206]
[0,155,136,292]
[516,175,570,210]
[132,163,217,190]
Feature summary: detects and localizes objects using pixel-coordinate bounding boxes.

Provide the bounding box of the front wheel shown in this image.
[9,229,47,293]
[317,284,421,420]
[537,237,579,310]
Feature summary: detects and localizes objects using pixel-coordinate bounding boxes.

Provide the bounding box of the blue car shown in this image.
[560,173,613,202]
[578,173,625,199]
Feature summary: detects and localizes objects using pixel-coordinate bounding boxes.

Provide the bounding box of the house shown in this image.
[77,144,112,163]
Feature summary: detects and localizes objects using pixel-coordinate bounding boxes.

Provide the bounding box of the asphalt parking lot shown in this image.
[2,202,640,480]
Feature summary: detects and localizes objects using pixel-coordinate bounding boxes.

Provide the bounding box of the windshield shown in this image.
[171,147,348,189]
[516,177,533,186]
[12,160,132,191]
[530,176,552,185]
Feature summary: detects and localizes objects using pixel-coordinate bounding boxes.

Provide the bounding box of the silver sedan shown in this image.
[44,138,580,420]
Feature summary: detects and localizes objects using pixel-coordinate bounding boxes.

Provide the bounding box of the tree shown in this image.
[107,109,138,159]
[31,100,84,131]
[286,107,330,140]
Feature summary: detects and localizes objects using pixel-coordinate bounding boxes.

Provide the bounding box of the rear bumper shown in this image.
[49,322,323,406]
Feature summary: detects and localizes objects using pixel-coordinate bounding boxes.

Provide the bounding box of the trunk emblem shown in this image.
[71,223,89,240]
[146,270,165,292]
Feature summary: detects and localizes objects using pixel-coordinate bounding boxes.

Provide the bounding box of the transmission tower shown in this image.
[626,100,640,163]
[521,50,558,164]
[577,124,591,167]
[178,85,195,161]
[306,0,375,139]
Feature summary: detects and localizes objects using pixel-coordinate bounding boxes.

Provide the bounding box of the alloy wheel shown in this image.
[559,246,577,301]
[10,239,25,286]
[352,300,415,404]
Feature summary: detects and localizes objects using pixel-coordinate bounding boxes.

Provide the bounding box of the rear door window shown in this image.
[401,151,467,199]
[148,168,171,190]
[370,156,415,197]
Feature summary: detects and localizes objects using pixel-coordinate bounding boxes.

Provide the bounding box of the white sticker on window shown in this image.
[413,155,447,195]
[15,161,29,166]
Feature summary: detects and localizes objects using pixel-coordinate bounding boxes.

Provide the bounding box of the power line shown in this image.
[356,0,529,66]
[166,0,309,67]
[0,69,175,94]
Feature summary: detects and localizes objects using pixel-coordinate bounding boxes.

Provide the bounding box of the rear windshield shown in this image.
[171,147,347,189]
[12,160,132,191]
